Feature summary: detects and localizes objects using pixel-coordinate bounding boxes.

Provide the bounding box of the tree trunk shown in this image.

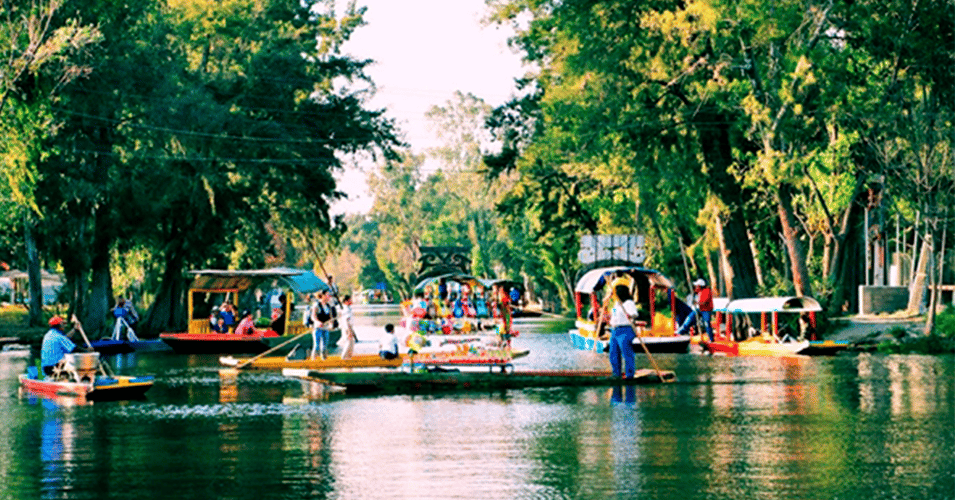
[23,212,44,327]
[826,187,866,315]
[907,234,931,315]
[85,208,113,336]
[777,184,813,296]
[141,248,188,336]
[695,111,758,300]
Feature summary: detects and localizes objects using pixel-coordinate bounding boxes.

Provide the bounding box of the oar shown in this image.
[71,315,114,377]
[234,332,309,370]
[629,318,670,383]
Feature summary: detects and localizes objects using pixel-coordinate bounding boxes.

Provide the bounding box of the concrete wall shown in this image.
[859,286,910,315]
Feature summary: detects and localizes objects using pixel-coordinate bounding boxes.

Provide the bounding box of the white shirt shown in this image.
[378,332,398,354]
[341,304,353,329]
[609,300,639,327]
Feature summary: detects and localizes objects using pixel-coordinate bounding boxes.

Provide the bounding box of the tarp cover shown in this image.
[724,296,822,313]
[412,273,480,293]
[574,266,674,293]
[188,268,327,294]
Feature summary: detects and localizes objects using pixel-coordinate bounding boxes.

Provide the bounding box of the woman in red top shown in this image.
[235,310,256,335]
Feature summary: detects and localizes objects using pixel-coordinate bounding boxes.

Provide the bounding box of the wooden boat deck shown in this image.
[284,368,676,394]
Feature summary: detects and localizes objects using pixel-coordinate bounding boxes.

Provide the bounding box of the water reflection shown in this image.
[0,311,952,500]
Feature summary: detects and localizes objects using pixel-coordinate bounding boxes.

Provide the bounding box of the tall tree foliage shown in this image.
[486,0,952,314]
[0,0,100,325]
[18,0,398,334]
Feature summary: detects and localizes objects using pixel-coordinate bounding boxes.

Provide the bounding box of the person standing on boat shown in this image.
[310,291,332,360]
[40,316,78,376]
[110,298,139,342]
[339,294,356,360]
[608,284,640,379]
[676,279,714,341]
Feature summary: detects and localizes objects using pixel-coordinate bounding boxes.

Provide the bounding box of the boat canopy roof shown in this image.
[413,272,480,293]
[188,268,328,294]
[724,296,822,313]
[479,278,522,290]
[574,266,674,293]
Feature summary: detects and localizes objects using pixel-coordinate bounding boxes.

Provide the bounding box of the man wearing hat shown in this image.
[41,316,78,376]
[676,279,715,341]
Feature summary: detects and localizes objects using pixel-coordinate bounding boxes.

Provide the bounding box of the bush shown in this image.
[935,306,955,338]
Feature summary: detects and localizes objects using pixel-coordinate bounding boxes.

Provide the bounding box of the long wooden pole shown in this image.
[71,315,114,377]
[305,236,355,342]
[630,319,670,383]
[235,332,310,369]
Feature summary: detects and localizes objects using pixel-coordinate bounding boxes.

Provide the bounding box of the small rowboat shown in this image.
[89,338,171,354]
[703,338,809,357]
[284,368,675,394]
[19,367,154,401]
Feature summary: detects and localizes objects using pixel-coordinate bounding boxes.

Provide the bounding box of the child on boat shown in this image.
[378,324,399,360]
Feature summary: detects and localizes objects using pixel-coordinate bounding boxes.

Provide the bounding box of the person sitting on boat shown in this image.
[40,316,79,376]
[270,293,287,335]
[608,284,641,379]
[457,289,476,318]
[111,297,140,342]
[509,287,521,307]
[411,291,428,319]
[235,310,256,336]
[219,303,237,332]
[676,279,714,341]
[378,323,399,360]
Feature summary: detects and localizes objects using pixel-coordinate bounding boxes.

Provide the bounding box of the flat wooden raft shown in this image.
[284,368,676,394]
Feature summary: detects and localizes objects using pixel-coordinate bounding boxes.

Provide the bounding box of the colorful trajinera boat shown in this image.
[701,296,847,356]
[159,269,340,354]
[283,367,675,395]
[399,272,506,337]
[569,266,693,353]
[19,352,154,401]
[219,346,529,370]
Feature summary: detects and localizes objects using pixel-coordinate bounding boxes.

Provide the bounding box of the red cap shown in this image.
[48,316,65,327]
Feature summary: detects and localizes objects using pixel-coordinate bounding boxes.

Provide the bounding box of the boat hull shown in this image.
[285,368,675,394]
[220,353,403,370]
[569,330,691,353]
[19,373,154,401]
[220,348,529,371]
[91,339,172,354]
[800,340,850,356]
[703,339,810,357]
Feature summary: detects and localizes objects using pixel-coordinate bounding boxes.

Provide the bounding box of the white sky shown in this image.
[332,0,525,215]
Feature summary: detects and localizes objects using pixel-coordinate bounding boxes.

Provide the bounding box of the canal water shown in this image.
[0,307,952,500]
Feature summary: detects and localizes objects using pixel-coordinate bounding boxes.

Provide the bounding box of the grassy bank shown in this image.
[0,306,56,346]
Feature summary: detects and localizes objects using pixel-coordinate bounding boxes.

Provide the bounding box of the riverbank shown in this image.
[828,312,955,353]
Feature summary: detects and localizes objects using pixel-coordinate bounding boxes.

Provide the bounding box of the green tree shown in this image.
[22,0,398,334]
[0,0,100,325]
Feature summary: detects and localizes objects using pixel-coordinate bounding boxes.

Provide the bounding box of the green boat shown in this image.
[283,368,675,394]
